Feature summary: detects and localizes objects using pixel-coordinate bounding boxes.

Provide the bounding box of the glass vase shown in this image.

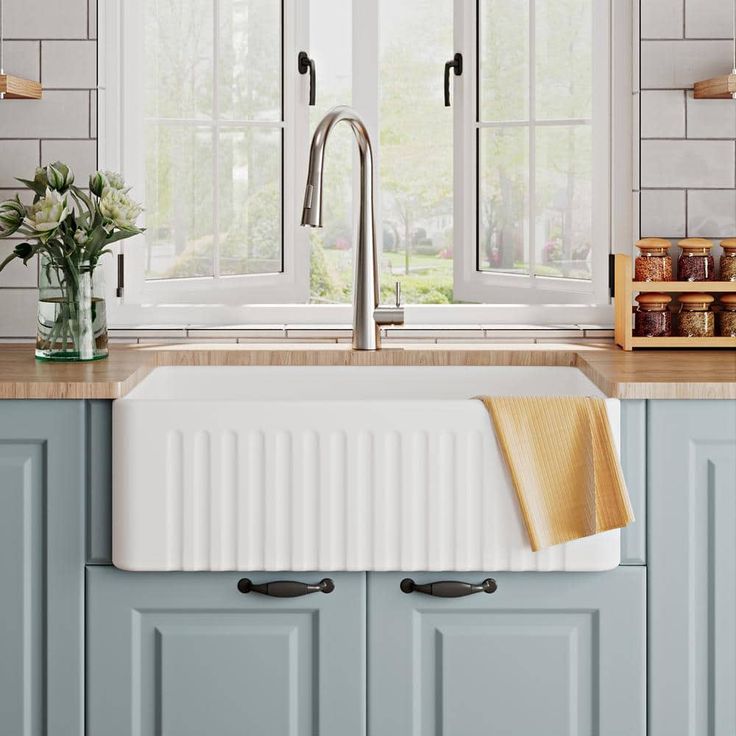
[36,254,108,361]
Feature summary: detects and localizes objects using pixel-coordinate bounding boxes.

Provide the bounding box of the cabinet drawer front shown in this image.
[368,569,646,736]
[87,569,366,736]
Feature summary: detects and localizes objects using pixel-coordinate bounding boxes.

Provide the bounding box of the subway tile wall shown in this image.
[0,1,734,337]
[0,0,97,337]
[639,0,736,252]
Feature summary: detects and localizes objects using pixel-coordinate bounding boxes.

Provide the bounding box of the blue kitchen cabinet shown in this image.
[86,568,366,736]
[649,400,736,736]
[368,569,646,736]
[0,401,87,736]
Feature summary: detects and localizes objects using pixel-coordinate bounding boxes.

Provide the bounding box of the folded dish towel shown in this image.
[478,396,634,551]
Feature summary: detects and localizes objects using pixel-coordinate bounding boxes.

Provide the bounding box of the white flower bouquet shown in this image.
[0,162,143,360]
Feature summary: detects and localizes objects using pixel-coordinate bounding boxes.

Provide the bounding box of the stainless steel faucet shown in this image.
[301,105,404,351]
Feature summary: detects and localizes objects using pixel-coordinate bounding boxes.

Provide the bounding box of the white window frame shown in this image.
[98,0,631,327]
[453,0,618,306]
[99,0,310,322]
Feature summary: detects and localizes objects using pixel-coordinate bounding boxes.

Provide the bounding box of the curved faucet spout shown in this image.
[301,105,373,229]
[300,105,402,351]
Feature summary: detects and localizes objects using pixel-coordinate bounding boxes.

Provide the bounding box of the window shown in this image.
[100,0,630,321]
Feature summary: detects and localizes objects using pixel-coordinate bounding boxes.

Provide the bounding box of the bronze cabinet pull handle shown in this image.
[237,578,334,597]
[400,577,497,597]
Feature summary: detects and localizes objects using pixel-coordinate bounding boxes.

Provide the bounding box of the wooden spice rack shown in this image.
[613,254,736,350]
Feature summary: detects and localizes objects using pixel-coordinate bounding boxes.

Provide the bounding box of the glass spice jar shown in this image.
[677,238,715,282]
[717,294,736,337]
[633,293,672,337]
[719,239,736,281]
[634,238,673,282]
[676,293,715,337]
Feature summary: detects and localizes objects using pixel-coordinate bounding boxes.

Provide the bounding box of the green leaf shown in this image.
[0,251,18,273]
[16,177,47,198]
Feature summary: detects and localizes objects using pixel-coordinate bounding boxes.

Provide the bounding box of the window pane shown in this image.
[535,0,592,120]
[219,127,282,276]
[535,125,592,280]
[145,0,214,120]
[219,0,281,122]
[478,127,529,274]
[479,0,529,122]
[308,0,354,304]
[536,0,593,120]
[144,125,214,279]
[379,0,454,305]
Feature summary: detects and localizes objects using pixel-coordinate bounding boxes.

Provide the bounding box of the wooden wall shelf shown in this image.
[614,254,736,350]
[693,73,736,100]
[0,74,42,100]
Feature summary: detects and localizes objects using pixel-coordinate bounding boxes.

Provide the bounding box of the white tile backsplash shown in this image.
[0,91,90,138]
[685,0,733,39]
[4,0,89,39]
[641,40,733,89]
[641,0,684,39]
[41,41,97,89]
[639,3,736,242]
[640,190,687,237]
[687,190,736,238]
[686,93,736,139]
[0,142,40,187]
[2,41,41,81]
[641,140,736,189]
[41,139,97,182]
[640,90,686,138]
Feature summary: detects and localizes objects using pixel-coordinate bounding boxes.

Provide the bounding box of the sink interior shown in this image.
[124,366,605,401]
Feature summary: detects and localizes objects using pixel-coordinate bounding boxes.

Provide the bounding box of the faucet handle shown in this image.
[374,281,405,327]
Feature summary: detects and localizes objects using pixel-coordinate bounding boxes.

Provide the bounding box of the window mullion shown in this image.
[528,0,536,284]
[212,0,221,280]
[352,0,381,257]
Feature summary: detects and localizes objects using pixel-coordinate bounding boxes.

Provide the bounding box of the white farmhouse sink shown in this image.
[113,366,621,572]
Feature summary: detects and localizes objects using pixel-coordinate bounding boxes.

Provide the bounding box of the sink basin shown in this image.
[113,366,620,572]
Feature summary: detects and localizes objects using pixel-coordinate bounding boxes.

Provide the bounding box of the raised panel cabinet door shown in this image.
[0,401,86,736]
[368,569,646,736]
[649,400,736,736]
[87,569,366,736]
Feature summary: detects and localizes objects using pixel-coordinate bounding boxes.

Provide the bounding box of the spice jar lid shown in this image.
[636,238,671,254]
[720,294,736,309]
[678,238,713,252]
[678,293,715,310]
[720,238,736,253]
[635,293,672,308]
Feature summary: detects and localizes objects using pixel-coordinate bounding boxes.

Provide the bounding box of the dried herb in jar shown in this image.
[719,239,736,281]
[677,238,715,282]
[676,293,715,337]
[634,238,672,282]
[633,293,672,337]
[718,294,736,337]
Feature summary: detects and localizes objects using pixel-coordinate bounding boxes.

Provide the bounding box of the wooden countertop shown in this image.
[0,342,734,400]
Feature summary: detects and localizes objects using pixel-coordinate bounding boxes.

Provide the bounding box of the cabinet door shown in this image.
[649,400,736,736]
[368,569,645,736]
[87,568,365,736]
[0,401,86,736]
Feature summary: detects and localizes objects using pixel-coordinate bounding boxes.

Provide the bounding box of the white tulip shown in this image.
[99,188,142,230]
[25,189,69,240]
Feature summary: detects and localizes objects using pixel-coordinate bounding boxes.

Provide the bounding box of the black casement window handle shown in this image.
[444,52,463,107]
[400,577,497,597]
[237,578,334,597]
[298,51,316,106]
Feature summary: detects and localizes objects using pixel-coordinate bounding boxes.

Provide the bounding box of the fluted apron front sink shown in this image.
[113,366,621,572]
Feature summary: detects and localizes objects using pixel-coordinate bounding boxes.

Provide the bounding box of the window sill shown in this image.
[107,323,614,345]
